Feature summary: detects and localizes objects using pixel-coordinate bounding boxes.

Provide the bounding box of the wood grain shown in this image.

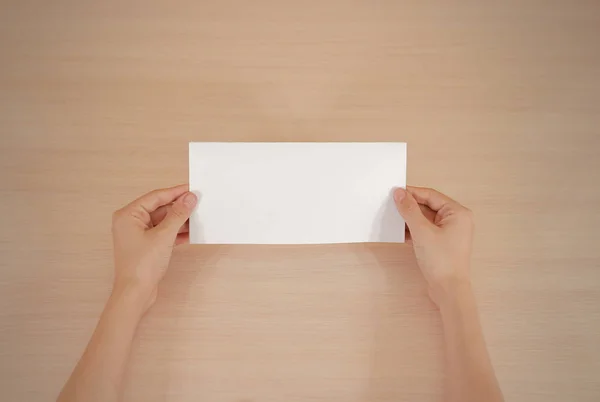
[1,1,599,401]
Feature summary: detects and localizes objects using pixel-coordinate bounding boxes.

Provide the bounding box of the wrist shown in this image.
[430,275,473,309]
[109,282,154,318]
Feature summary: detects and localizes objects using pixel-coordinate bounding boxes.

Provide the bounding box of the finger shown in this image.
[405,203,436,241]
[178,221,190,234]
[404,204,437,243]
[419,203,437,224]
[405,225,412,242]
[175,232,189,246]
[150,206,190,233]
[394,188,434,237]
[407,186,462,212]
[125,184,189,215]
[156,192,197,236]
[150,205,169,227]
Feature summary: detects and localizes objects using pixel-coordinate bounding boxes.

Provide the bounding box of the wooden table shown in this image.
[1,1,599,401]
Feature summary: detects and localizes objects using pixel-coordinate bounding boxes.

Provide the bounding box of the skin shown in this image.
[57,184,503,402]
[394,186,504,402]
[57,184,198,402]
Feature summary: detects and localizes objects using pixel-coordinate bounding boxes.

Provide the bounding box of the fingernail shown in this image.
[182,192,197,208]
[394,188,406,202]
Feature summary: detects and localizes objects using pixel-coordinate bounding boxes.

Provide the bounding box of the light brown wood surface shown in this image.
[1,1,600,401]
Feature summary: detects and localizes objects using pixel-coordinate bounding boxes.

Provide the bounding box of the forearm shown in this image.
[57,284,146,402]
[438,280,503,402]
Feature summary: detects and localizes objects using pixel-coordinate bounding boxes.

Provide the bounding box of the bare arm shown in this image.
[57,285,146,402]
[57,185,198,402]
[438,280,503,402]
[394,186,503,402]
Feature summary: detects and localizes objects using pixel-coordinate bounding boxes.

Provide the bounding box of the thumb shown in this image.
[393,188,432,236]
[158,192,197,235]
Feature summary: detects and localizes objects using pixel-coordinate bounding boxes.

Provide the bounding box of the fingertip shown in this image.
[182,192,197,208]
[393,187,406,202]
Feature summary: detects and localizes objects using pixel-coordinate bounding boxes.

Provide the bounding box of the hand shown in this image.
[111,184,197,312]
[393,186,474,306]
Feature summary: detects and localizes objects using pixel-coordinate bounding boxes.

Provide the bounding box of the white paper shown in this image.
[189,142,406,244]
